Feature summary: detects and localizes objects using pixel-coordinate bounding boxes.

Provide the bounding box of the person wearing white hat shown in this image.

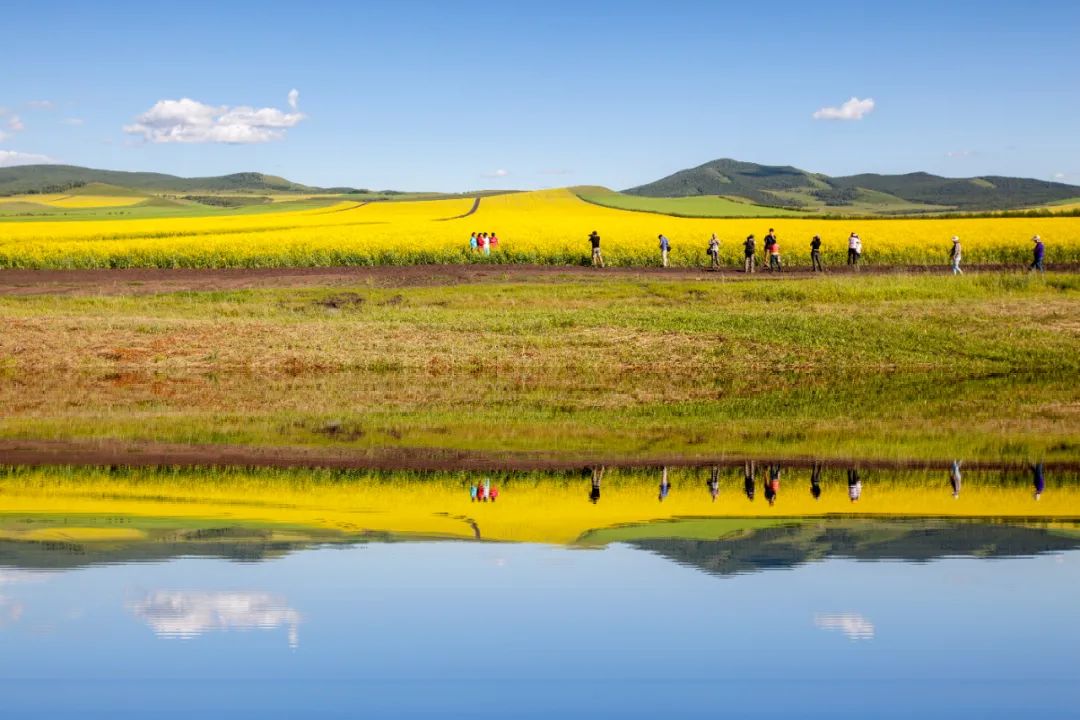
[1030,235,1045,273]
[950,236,963,275]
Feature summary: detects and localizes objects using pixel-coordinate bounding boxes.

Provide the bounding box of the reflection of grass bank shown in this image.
[0,465,1076,547]
[1,274,1077,462]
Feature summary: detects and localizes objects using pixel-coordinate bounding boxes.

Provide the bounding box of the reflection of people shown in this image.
[1033,462,1046,500]
[744,461,756,501]
[765,464,781,506]
[590,466,604,504]
[658,466,671,502]
[810,463,822,500]
[949,460,962,499]
[708,466,720,502]
[847,468,862,502]
[490,485,499,502]
[470,483,478,502]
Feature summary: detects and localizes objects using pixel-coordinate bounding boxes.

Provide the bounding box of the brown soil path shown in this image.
[0,263,1068,296]
[0,439,1071,472]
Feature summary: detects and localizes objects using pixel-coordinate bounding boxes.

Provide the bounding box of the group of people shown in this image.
[949,234,1046,274]
[468,232,501,255]
[585,461,1048,505]
[586,229,1050,273]
[469,478,500,502]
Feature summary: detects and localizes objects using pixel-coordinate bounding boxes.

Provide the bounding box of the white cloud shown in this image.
[1053,172,1067,180]
[0,150,57,167]
[814,612,875,640]
[288,89,299,111]
[62,117,85,126]
[813,97,875,121]
[129,590,301,648]
[124,92,306,144]
[27,100,55,110]
[483,169,509,178]
[7,114,24,132]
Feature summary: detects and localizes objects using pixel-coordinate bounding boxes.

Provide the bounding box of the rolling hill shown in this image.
[625,158,1080,214]
[0,164,358,196]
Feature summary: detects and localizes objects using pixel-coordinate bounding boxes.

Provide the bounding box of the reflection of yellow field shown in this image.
[0,467,1073,545]
[0,526,146,542]
[1,189,1077,267]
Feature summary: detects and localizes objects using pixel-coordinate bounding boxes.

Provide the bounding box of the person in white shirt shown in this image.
[847,233,862,269]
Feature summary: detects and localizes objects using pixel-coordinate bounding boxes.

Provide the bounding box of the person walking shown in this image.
[743,234,756,273]
[708,466,720,502]
[950,236,963,275]
[949,460,962,499]
[763,229,777,271]
[707,234,720,270]
[847,233,862,269]
[489,232,500,252]
[469,232,478,253]
[810,235,824,272]
[658,234,671,268]
[658,466,671,502]
[768,238,782,272]
[744,460,756,501]
[481,232,491,256]
[1030,235,1045,273]
[588,230,604,267]
[847,468,862,502]
[589,466,604,504]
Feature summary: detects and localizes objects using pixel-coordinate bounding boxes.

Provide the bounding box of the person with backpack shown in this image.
[949,236,963,275]
[768,237,782,272]
[763,229,777,271]
[810,235,824,272]
[707,234,720,270]
[743,234,756,273]
[1030,235,1045,272]
[588,230,604,267]
[658,234,671,268]
[847,233,862,269]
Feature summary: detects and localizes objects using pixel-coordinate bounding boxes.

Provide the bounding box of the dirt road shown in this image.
[0,263,1062,296]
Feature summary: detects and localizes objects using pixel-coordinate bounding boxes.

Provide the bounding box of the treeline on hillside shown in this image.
[0,181,87,197]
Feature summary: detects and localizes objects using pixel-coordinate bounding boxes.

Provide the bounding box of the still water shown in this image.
[1,463,1078,718]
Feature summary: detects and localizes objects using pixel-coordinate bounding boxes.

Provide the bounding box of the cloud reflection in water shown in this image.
[129,591,301,648]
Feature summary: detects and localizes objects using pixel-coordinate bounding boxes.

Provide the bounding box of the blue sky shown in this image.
[2,0,1078,191]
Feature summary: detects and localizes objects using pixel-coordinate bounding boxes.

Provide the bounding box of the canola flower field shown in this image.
[0,465,1073,546]
[0,188,1077,269]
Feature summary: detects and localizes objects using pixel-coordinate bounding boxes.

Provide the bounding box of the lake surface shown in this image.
[1,463,1078,718]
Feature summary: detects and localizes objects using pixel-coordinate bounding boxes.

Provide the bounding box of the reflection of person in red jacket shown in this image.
[489,486,499,502]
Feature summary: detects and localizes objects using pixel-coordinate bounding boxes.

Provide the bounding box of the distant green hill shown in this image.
[0,164,357,196]
[625,158,1080,214]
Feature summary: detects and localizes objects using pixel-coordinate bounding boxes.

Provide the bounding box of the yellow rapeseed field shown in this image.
[0,188,1076,268]
[0,466,1072,545]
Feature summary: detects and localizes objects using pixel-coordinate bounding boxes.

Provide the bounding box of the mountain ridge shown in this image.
[625,158,1080,212]
[0,164,361,196]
